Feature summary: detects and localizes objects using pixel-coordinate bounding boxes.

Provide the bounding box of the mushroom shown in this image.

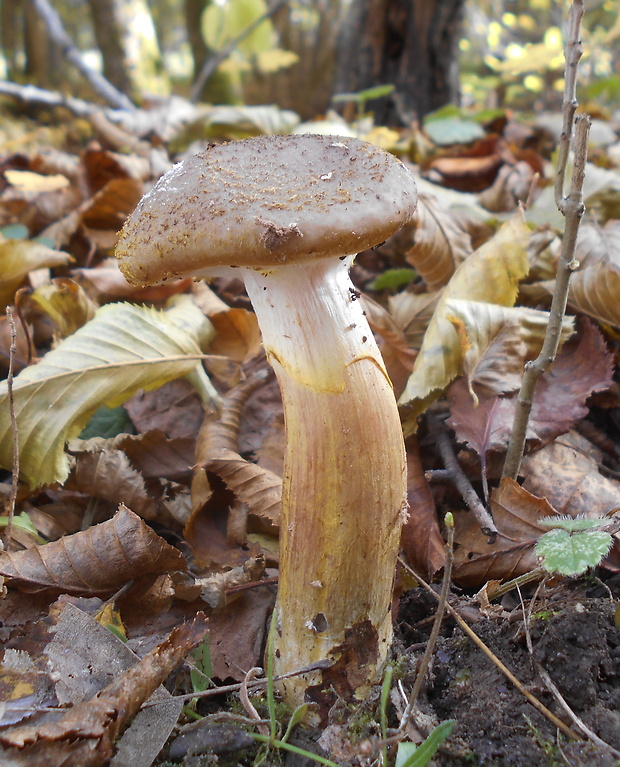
[116,134,418,705]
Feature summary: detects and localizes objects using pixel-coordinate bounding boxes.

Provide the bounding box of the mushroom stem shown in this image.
[242,258,407,705]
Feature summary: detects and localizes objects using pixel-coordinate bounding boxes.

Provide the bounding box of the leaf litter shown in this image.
[0,81,619,766]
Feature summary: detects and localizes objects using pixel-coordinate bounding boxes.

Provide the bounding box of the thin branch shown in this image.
[396,514,455,734]
[25,0,136,111]
[4,308,19,549]
[555,0,586,213]
[428,413,498,537]
[190,0,290,103]
[502,0,590,481]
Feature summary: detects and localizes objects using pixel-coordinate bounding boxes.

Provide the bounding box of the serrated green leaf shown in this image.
[0,301,218,488]
[535,528,613,576]
[538,516,606,532]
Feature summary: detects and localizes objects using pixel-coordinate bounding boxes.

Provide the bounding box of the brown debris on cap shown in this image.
[116,134,418,285]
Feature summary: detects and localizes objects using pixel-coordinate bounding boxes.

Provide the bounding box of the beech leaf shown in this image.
[0,300,218,488]
[453,479,556,586]
[0,505,187,595]
[399,211,530,431]
[382,194,473,292]
[0,238,72,308]
[447,320,614,465]
[444,300,574,401]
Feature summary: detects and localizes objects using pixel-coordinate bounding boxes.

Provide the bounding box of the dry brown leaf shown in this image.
[566,259,620,329]
[575,219,620,269]
[193,372,282,534]
[81,178,144,232]
[361,295,417,398]
[73,261,193,302]
[208,589,274,682]
[388,289,442,349]
[0,312,31,375]
[401,438,445,578]
[522,430,620,519]
[67,448,158,519]
[0,613,207,766]
[447,319,614,467]
[386,194,473,291]
[446,300,574,401]
[477,161,535,213]
[125,378,206,440]
[208,307,263,363]
[0,505,187,595]
[117,431,195,481]
[453,479,556,586]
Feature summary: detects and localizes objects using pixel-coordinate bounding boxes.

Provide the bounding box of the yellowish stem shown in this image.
[243,259,407,705]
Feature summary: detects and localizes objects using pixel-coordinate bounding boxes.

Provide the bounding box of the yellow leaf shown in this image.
[0,239,73,308]
[0,301,217,488]
[444,299,574,403]
[28,278,97,340]
[4,170,70,192]
[399,211,530,432]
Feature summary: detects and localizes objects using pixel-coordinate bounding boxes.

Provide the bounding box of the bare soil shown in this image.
[397,578,620,766]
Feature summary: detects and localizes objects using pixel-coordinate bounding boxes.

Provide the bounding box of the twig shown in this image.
[239,667,270,735]
[396,514,455,734]
[190,0,289,102]
[554,0,586,215]
[397,556,580,742]
[4,308,19,549]
[142,658,333,706]
[535,664,620,758]
[503,1,591,481]
[484,568,546,602]
[25,0,136,111]
[428,413,498,537]
[0,80,100,118]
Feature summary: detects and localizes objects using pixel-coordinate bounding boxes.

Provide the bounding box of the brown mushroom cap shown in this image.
[116,134,418,285]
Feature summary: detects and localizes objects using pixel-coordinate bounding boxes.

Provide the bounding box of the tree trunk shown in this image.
[334,0,465,124]
[87,0,133,96]
[87,0,169,100]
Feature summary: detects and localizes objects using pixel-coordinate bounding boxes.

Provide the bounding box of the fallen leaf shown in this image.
[445,300,574,401]
[208,588,274,682]
[453,479,556,586]
[0,238,72,309]
[400,438,445,578]
[388,289,441,350]
[522,430,620,519]
[0,505,187,595]
[394,194,473,291]
[0,300,216,487]
[447,319,614,473]
[27,278,97,340]
[399,211,530,431]
[0,611,207,766]
[67,448,157,519]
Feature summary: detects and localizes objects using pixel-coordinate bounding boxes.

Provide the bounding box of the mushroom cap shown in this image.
[116,134,418,285]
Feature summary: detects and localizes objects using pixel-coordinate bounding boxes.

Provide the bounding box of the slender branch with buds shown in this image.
[502,0,591,481]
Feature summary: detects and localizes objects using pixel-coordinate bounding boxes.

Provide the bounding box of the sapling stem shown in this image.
[502,0,590,482]
[428,413,497,537]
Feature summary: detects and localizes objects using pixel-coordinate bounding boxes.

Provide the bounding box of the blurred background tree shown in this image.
[0,0,618,120]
